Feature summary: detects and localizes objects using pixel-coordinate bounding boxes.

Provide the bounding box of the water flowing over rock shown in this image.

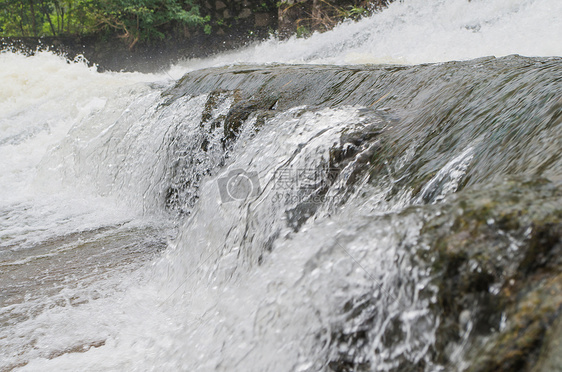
[1,0,562,371]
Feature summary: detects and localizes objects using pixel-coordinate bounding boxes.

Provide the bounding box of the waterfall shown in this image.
[1,0,562,371]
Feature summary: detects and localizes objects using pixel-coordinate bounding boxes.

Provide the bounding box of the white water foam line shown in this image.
[170,0,562,77]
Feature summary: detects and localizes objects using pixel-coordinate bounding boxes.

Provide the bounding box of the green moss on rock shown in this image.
[414,179,562,370]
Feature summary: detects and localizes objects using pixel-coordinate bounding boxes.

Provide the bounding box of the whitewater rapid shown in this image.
[169,0,562,76]
[1,0,562,371]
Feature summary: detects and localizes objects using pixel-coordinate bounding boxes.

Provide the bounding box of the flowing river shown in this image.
[1,0,562,371]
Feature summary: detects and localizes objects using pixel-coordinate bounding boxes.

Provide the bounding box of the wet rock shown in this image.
[165,90,280,214]
[324,179,562,371]
[416,180,562,371]
[222,95,278,146]
[329,117,385,187]
[284,111,387,232]
[532,313,562,372]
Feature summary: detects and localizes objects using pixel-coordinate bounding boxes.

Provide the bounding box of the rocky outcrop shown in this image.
[415,180,562,370]
[199,0,278,35]
[167,60,562,371]
[278,0,390,38]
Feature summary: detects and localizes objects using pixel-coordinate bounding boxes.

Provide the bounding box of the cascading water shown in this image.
[1,0,562,371]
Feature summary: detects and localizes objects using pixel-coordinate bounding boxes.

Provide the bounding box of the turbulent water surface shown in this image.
[1,0,562,371]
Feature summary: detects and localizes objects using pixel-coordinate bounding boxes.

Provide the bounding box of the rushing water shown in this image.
[1,0,562,371]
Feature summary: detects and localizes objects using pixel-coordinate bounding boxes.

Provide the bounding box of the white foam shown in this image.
[2,0,561,369]
[0,52,164,200]
[169,0,562,77]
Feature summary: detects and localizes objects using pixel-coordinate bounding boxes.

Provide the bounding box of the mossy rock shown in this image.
[465,274,562,372]
[532,310,562,372]
[415,179,562,370]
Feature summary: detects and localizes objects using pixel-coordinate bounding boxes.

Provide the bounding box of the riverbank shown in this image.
[0,32,269,73]
[1,0,390,72]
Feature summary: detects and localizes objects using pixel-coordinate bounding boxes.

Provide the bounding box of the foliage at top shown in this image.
[0,0,206,47]
[0,0,391,46]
